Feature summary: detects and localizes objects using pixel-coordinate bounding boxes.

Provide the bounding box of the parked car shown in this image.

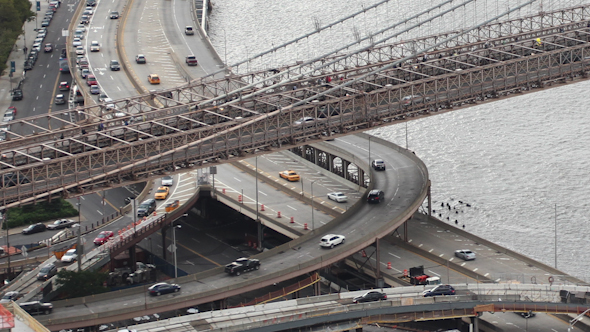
[0,291,20,303]
[22,223,46,235]
[185,26,194,35]
[109,11,119,19]
[81,68,90,78]
[279,170,300,182]
[3,108,16,122]
[80,15,89,24]
[148,282,180,296]
[137,199,156,217]
[135,54,146,64]
[74,29,84,40]
[224,258,260,276]
[353,291,387,303]
[19,301,53,315]
[75,45,85,55]
[46,219,77,230]
[76,24,86,32]
[327,192,348,203]
[454,249,476,261]
[37,264,58,280]
[161,176,174,186]
[12,89,23,101]
[422,285,455,297]
[367,189,384,203]
[94,231,114,245]
[372,159,386,170]
[72,38,82,46]
[86,75,97,86]
[54,94,66,105]
[155,186,169,200]
[319,234,345,248]
[61,249,77,263]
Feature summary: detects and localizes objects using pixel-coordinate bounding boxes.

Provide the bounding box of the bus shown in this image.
[59,58,69,73]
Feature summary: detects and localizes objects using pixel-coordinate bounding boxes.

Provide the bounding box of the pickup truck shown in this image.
[46,219,78,230]
[185,55,198,66]
[224,258,260,276]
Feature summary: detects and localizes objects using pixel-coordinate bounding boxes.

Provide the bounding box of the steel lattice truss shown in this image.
[1,5,590,208]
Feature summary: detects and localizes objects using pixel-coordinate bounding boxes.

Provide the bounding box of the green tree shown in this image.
[55,270,109,298]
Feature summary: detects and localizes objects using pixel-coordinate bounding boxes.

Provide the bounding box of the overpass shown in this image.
[2,4,590,207]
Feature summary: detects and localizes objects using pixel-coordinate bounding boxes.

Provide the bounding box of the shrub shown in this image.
[5,198,78,229]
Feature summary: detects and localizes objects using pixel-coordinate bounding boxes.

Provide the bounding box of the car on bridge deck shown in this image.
[61,249,77,263]
[327,192,348,203]
[109,11,119,19]
[400,94,431,107]
[320,234,345,249]
[148,74,160,84]
[161,176,174,186]
[37,264,58,281]
[135,54,146,64]
[422,285,455,297]
[59,81,70,91]
[47,219,78,230]
[155,186,170,200]
[86,75,97,86]
[454,249,476,261]
[94,231,114,245]
[367,189,384,204]
[148,282,180,296]
[20,301,52,315]
[279,170,300,182]
[185,26,194,35]
[352,291,387,303]
[54,94,66,105]
[372,159,386,171]
[3,107,16,122]
[22,223,46,235]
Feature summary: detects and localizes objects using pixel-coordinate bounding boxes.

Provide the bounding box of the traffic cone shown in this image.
[290,217,294,223]
[277,211,281,218]
[304,223,308,230]
[261,204,265,211]
[153,211,157,216]
[222,188,226,194]
[387,262,392,269]
[361,250,366,257]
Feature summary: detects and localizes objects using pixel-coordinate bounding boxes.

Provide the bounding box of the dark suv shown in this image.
[12,89,23,101]
[422,285,455,297]
[37,263,58,281]
[20,301,53,315]
[367,189,384,204]
[137,199,156,217]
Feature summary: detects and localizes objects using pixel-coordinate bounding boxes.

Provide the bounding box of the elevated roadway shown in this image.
[3,5,590,207]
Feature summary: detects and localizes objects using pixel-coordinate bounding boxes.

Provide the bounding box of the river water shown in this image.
[208,0,590,279]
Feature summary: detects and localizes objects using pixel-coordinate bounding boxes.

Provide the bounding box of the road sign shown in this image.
[21,246,28,257]
[167,244,176,253]
[10,61,15,73]
[36,1,40,11]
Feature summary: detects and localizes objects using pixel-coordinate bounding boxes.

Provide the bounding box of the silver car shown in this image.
[455,249,476,260]
[161,176,174,186]
[327,192,348,203]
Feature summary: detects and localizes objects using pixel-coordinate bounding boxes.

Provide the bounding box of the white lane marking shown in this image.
[388,252,400,259]
[286,205,297,210]
[97,210,103,215]
[233,177,242,182]
[258,191,267,196]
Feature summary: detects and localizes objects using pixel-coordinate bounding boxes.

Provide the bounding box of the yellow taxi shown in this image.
[279,170,300,182]
[154,186,169,200]
[147,74,160,84]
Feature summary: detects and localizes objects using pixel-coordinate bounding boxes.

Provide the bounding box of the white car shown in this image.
[61,249,77,263]
[72,38,82,47]
[294,116,315,127]
[32,42,41,52]
[455,249,476,261]
[327,192,348,203]
[161,176,174,186]
[90,41,100,52]
[320,234,345,248]
[75,45,85,55]
[76,24,86,32]
[74,29,84,40]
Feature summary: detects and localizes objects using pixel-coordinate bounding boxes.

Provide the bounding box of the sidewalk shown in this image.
[0,0,51,112]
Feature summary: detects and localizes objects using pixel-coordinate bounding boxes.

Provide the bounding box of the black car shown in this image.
[19,301,53,315]
[109,11,119,19]
[137,199,156,217]
[367,189,384,203]
[352,291,387,303]
[148,282,181,296]
[22,223,46,235]
[12,89,23,100]
[372,159,386,171]
[0,291,20,303]
[86,0,96,6]
[37,264,58,280]
[422,285,456,297]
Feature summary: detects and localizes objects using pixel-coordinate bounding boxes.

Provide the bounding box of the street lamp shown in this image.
[125,197,136,235]
[172,213,188,279]
[310,180,317,230]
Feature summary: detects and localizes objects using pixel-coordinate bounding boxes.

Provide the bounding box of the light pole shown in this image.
[125,197,136,235]
[310,180,317,230]
[368,136,371,167]
[77,197,81,224]
[554,203,557,269]
[173,224,181,279]
[172,213,188,279]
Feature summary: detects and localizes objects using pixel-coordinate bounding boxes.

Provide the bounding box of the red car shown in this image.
[86,75,97,86]
[7,106,16,116]
[93,231,114,245]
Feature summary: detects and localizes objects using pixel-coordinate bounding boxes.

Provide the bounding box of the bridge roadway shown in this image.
[100,283,590,332]
[31,130,427,329]
[3,5,590,207]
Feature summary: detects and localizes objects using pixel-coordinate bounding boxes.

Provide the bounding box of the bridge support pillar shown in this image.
[328,154,334,173]
[375,238,383,288]
[129,246,136,273]
[314,276,320,296]
[471,316,479,331]
[313,147,319,164]
[342,160,350,181]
